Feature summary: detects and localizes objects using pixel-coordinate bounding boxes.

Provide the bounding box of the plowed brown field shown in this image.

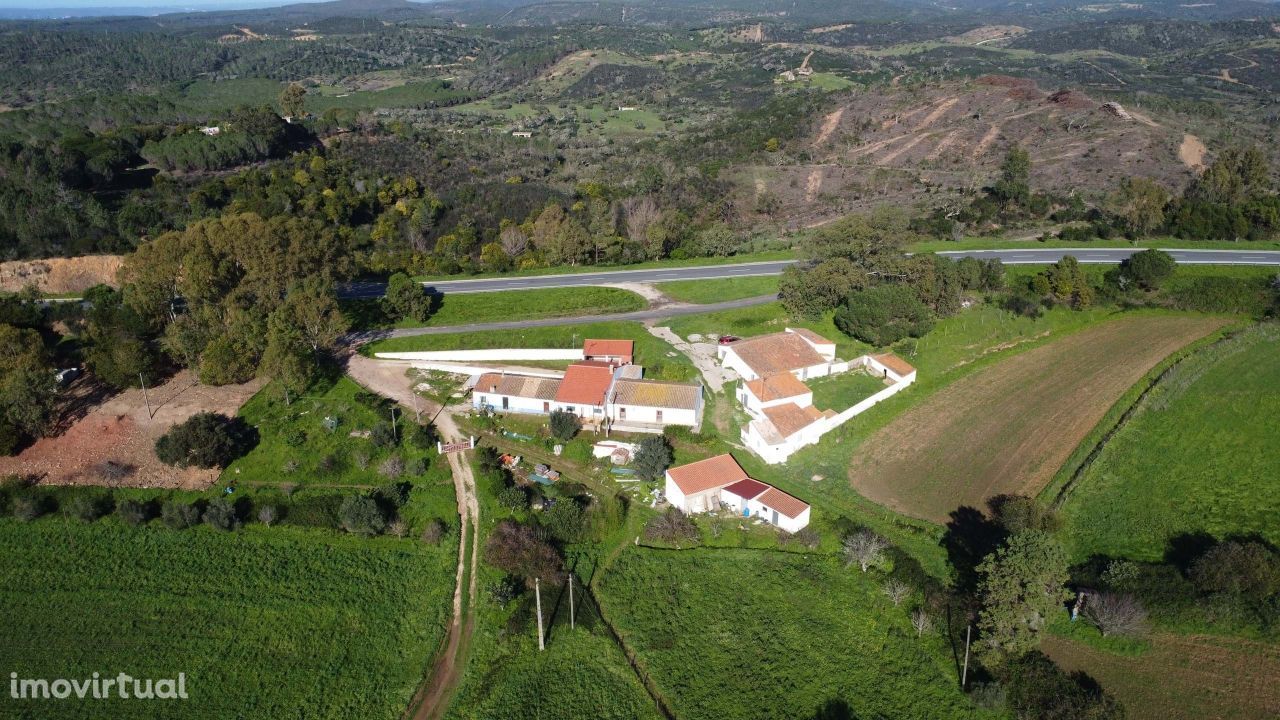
[848,315,1228,522]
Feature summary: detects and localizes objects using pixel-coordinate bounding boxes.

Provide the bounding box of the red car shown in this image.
[718,335,741,345]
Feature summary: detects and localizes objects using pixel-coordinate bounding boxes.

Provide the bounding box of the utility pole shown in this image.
[535,577,545,651]
[569,573,575,630]
[390,407,398,441]
[139,373,152,420]
[961,624,972,688]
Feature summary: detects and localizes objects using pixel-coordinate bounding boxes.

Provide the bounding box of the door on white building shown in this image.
[770,509,778,525]
[502,397,509,410]
[619,407,626,420]
[656,410,663,423]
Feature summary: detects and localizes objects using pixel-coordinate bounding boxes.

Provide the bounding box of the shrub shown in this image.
[408,423,436,450]
[203,498,241,532]
[339,495,388,535]
[542,498,584,543]
[1083,592,1149,638]
[379,456,405,479]
[633,436,673,482]
[117,499,151,526]
[66,494,111,522]
[369,422,398,449]
[421,519,446,545]
[1119,248,1176,291]
[161,500,202,530]
[549,410,580,441]
[1004,651,1123,719]
[783,527,820,550]
[498,485,529,511]
[484,520,565,584]
[12,495,48,522]
[643,507,699,545]
[154,413,257,469]
[257,504,278,527]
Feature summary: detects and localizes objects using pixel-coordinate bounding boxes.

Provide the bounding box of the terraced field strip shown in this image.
[847,314,1229,523]
[1043,633,1280,720]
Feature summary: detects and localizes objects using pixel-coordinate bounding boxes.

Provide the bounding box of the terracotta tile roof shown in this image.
[787,327,835,347]
[872,353,916,377]
[555,362,615,406]
[665,453,749,496]
[583,339,634,360]
[761,402,829,439]
[744,373,811,402]
[611,379,700,410]
[474,373,561,401]
[723,478,769,500]
[728,332,826,377]
[758,486,810,519]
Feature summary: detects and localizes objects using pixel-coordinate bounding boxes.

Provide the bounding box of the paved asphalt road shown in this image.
[340,249,1280,299]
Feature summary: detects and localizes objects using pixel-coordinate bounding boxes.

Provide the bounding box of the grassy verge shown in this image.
[657,275,779,304]
[807,369,890,411]
[1056,322,1280,561]
[343,286,647,330]
[0,517,455,719]
[410,250,794,283]
[910,235,1280,253]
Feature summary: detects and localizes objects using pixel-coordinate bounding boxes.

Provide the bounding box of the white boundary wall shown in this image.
[376,349,584,362]
[411,362,563,378]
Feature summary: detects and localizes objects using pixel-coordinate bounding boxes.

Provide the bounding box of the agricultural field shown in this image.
[656,275,779,304]
[0,518,455,719]
[1043,633,1280,720]
[175,77,470,115]
[1060,323,1280,561]
[598,547,995,720]
[846,313,1231,523]
[222,377,436,489]
[367,321,696,382]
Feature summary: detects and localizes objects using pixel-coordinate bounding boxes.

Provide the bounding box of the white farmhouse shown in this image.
[738,372,812,418]
[663,453,811,532]
[608,378,703,431]
[718,327,837,382]
[743,402,835,464]
[472,372,560,415]
[552,361,617,422]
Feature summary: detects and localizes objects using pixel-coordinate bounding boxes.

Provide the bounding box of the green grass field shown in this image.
[1060,323,1280,561]
[657,275,779,304]
[0,518,454,719]
[410,250,794,283]
[367,321,696,382]
[344,286,646,330]
[223,377,434,489]
[807,369,889,411]
[598,547,995,720]
[175,78,469,116]
[909,235,1280,252]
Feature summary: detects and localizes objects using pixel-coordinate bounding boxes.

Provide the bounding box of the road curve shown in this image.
[339,249,1280,299]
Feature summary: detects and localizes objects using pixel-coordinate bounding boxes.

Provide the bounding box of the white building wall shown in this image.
[663,473,688,512]
[738,384,813,418]
[721,489,811,531]
[608,404,698,427]
[775,507,811,533]
[473,393,549,415]
[377,349,584,362]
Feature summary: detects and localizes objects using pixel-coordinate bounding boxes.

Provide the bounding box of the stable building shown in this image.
[583,339,634,366]
[472,373,561,415]
[739,372,813,418]
[552,361,618,421]
[718,327,837,382]
[608,378,703,431]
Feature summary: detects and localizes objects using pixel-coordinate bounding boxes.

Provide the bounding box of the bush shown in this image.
[549,410,580,441]
[542,498,584,543]
[484,520,565,584]
[1119,248,1176,291]
[339,495,388,535]
[643,507,699,545]
[161,500,202,530]
[154,413,257,469]
[421,519,446,545]
[1004,650,1123,719]
[498,485,529,511]
[12,495,49,522]
[203,498,241,532]
[408,423,436,450]
[633,436,673,482]
[1171,276,1269,314]
[257,504,278,527]
[783,527,821,550]
[833,285,935,347]
[66,494,111,522]
[379,455,406,479]
[369,422,398,449]
[117,499,151,526]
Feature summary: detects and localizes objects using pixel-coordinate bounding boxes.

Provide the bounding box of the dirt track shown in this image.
[344,355,479,720]
[847,315,1228,523]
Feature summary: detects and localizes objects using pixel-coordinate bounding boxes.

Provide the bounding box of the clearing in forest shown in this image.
[847,315,1229,523]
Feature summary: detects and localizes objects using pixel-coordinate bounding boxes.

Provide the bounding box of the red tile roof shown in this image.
[728,332,827,377]
[758,487,810,519]
[554,362,615,406]
[665,453,749,496]
[787,327,835,347]
[583,339,634,361]
[723,478,769,500]
[872,353,916,378]
[744,373,811,402]
[474,373,561,400]
[762,402,829,439]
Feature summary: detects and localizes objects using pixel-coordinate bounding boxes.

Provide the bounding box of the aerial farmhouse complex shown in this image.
[664,453,811,532]
[720,328,917,463]
[469,340,703,433]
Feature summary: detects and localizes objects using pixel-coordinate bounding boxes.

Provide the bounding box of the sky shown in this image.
[0,0,334,10]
